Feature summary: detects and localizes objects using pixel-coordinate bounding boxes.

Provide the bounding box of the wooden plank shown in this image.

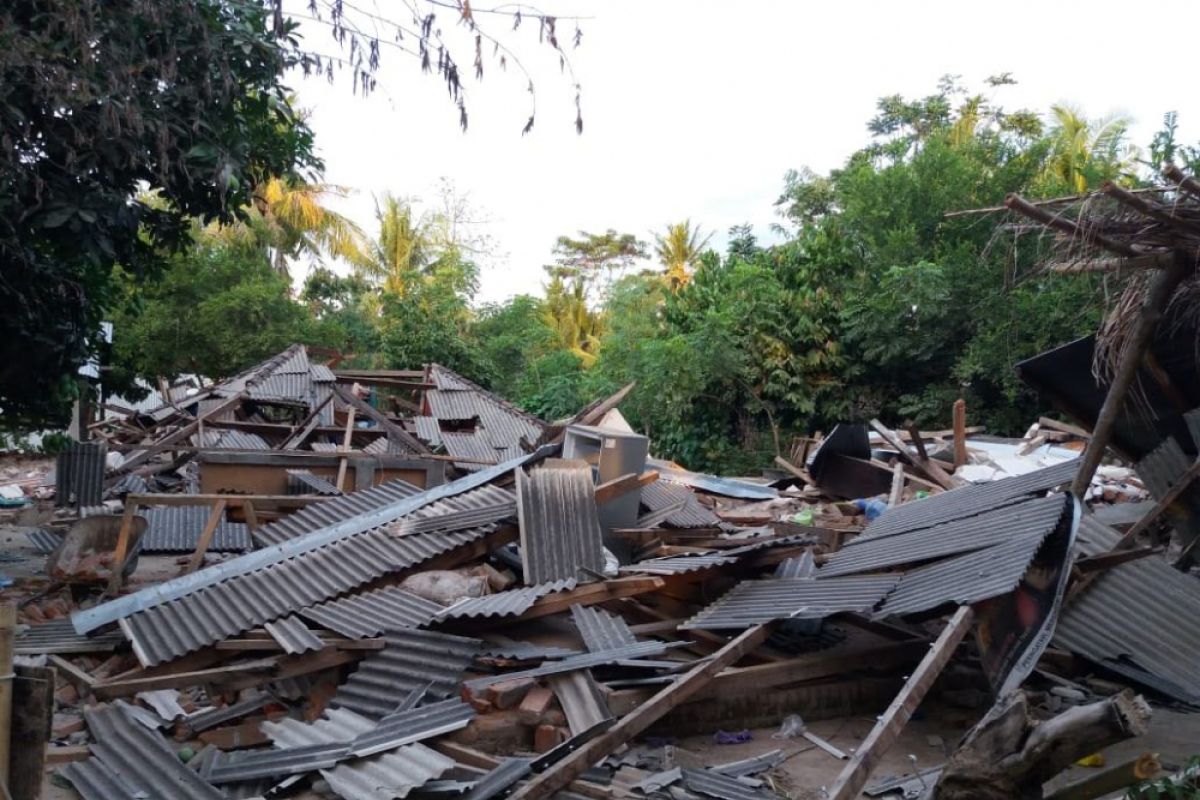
[279,393,334,450]
[332,383,429,455]
[431,741,614,800]
[1038,416,1091,439]
[115,391,245,473]
[48,655,96,693]
[335,406,357,491]
[45,745,91,765]
[510,578,665,622]
[953,399,968,468]
[888,462,905,507]
[506,624,774,800]
[774,455,815,485]
[826,606,975,800]
[1113,456,1200,551]
[595,471,659,505]
[106,500,141,595]
[869,419,958,491]
[242,500,259,535]
[11,666,53,800]
[184,500,228,574]
[123,492,328,510]
[93,658,279,699]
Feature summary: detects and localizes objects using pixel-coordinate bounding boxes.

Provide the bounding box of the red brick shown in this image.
[517,686,554,725]
[488,677,534,710]
[533,724,568,753]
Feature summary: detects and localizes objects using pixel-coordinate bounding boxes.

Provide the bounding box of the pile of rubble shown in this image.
[0,340,1198,800]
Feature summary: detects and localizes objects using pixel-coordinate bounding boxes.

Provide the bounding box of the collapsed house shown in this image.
[4,170,1200,800]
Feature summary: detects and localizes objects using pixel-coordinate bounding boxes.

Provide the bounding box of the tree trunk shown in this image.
[932,690,1152,800]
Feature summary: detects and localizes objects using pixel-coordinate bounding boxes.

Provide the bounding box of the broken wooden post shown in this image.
[888,462,905,507]
[106,500,141,595]
[184,500,228,575]
[506,623,773,800]
[952,399,967,468]
[932,690,1152,800]
[0,604,13,789]
[1067,253,1191,498]
[335,406,357,492]
[827,606,975,800]
[869,419,957,491]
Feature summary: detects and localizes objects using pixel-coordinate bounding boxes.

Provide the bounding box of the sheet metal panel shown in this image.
[429,364,476,391]
[323,743,455,800]
[287,469,342,496]
[462,758,532,800]
[464,641,681,689]
[332,629,482,718]
[437,579,577,620]
[264,615,324,654]
[311,363,336,383]
[274,346,311,374]
[570,605,637,652]
[648,459,779,500]
[853,459,1078,543]
[1054,515,1200,702]
[620,553,740,575]
[15,619,125,655]
[875,533,1050,618]
[302,587,442,639]
[516,459,606,584]
[392,496,515,537]
[55,441,106,508]
[84,702,223,800]
[414,417,443,447]
[75,448,549,640]
[25,527,62,555]
[820,494,1069,578]
[209,741,350,782]
[638,481,722,529]
[682,575,899,630]
[546,670,613,734]
[59,756,144,800]
[1135,437,1190,498]
[347,699,477,757]
[140,505,252,553]
[683,769,779,800]
[248,372,312,405]
[255,478,423,546]
[122,526,489,666]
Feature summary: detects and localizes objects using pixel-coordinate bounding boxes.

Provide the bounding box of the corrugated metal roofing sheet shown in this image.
[55,441,106,508]
[323,743,455,800]
[516,459,606,584]
[875,533,1051,618]
[1135,437,1190,498]
[429,364,475,391]
[820,494,1069,578]
[681,575,900,630]
[1054,515,1200,703]
[274,346,311,375]
[248,372,312,404]
[546,670,613,734]
[570,604,637,652]
[254,479,424,546]
[310,363,336,383]
[392,495,515,537]
[84,701,223,800]
[462,758,531,800]
[437,579,577,620]
[264,615,324,654]
[639,481,722,529]
[140,505,252,553]
[302,586,442,639]
[648,460,779,500]
[414,417,442,447]
[59,756,144,800]
[15,619,125,655]
[76,450,546,649]
[620,553,740,575]
[348,699,477,757]
[287,469,342,496]
[332,629,481,718]
[25,527,62,554]
[854,459,1078,543]
[683,769,779,800]
[465,640,680,689]
[209,740,350,782]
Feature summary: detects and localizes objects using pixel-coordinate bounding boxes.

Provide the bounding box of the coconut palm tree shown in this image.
[654,220,712,291]
[208,177,369,279]
[362,194,431,296]
[1044,106,1137,193]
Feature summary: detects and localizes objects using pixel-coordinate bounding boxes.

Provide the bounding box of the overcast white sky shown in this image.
[286,0,1200,304]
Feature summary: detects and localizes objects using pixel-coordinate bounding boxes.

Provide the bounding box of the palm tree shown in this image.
[1044,106,1136,193]
[654,220,712,291]
[543,275,603,366]
[208,177,369,279]
[361,194,431,296]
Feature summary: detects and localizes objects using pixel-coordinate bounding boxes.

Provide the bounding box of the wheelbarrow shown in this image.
[46,514,148,584]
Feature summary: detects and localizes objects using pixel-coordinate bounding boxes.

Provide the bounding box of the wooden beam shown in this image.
[506,623,774,800]
[774,455,815,485]
[1038,416,1091,439]
[106,501,141,595]
[92,657,279,699]
[888,462,905,508]
[595,471,659,505]
[241,500,259,535]
[869,420,957,491]
[115,391,245,473]
[332,383,430,455]
[183,500,228,575]
[335,406,357,492]
[826,606,975,800]
[48,655,96,693]
[1069,253,1191,498]
[279,393,333,450]
[1103,180,1200,236]
[1004,193,1138,257]
[952,399,968,468]
[123,492,329,510]
[1075,546,1161,574]
[505,578,665,623]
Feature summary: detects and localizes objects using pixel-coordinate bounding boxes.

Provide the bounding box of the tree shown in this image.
[547,230,649,304]
[108,240,308,382]
[211,178,369,278]
[0,0,318,428]
[1042,105,1136,192]
[654,220,712,291]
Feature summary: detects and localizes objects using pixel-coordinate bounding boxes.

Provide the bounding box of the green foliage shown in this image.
[1127,756,1200,799]
[109,241,308,381]
[472,296,558,401]
[0,0,318,429]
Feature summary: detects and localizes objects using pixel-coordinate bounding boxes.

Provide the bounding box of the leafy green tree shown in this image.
[472,296,558,400]
[109,241,308,381]
[0,0,318,428]
[300,268,380,360]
